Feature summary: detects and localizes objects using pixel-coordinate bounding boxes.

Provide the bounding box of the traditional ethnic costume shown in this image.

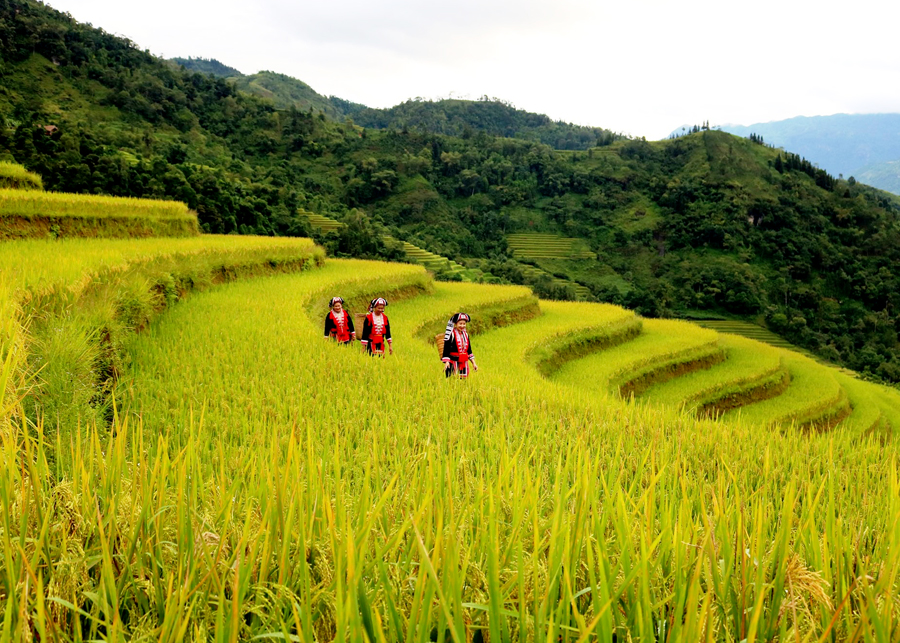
[324,297,355,344]
[442,313,476,378]
[361,297,391,356]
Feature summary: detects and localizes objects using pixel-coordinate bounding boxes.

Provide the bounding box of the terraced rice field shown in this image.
[303,211,483,281]
[695,318,817,358]
[5,231,900,640]
[506,232,596,297]
[0,189,199,238]
[518,262,592,299]
[507,232,596,259]
[557,313,897,434]
[390,238,482,281]
[303,211,345,233]
[723,353,850,429]
[0,235,320,293]
[644,334,788,416]
[554,319,723,397]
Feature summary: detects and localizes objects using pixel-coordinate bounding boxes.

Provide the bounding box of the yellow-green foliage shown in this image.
[4,255,900,640]
[0,278,24,436]
[0,161,43,190]
[834,372,890,433]
[0,235,318,295]
[506,233,596,259]
[0,188,189,219]
[645,334,786,414]
[518,300,641,375]
[0,235,325,431]
[727,352,850,428]
[0,188,199,238]
[553,318,720,396]
[879,386,900,431]
[409,281,539,341]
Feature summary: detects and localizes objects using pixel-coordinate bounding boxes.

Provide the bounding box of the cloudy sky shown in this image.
[48,0,900,140]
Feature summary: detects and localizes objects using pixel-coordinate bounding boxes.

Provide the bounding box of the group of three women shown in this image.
[324,297,478,378]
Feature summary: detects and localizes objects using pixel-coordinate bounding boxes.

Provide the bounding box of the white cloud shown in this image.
[46,0,900,139]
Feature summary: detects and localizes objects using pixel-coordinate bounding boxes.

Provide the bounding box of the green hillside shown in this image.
[856,159,900,196]
[171,56,242,77]
[719,113,900,193]
[353,97,623,150]
[0,0,899,383]
[228,71,365,119]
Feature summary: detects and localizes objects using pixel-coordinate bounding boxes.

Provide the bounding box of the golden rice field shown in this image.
[0,235,319,295]
[3,236,900,642]
[0,161,43,190]
[0,189,192,220]
[0,188,200,239]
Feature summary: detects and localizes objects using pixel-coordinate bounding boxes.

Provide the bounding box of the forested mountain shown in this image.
[1,0,899,383]
[171,57,621,152]
[170,56,242,78]
[228,71,365,120]
[352,98,624,151]
[718,114,900,195]
[856,160,900,196]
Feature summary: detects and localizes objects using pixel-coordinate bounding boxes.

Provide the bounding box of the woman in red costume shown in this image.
[361,297,393,356]
[323,296,356,345]
[442,312,478,378]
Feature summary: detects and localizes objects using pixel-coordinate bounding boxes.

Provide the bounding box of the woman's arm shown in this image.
[360,316,371,345]
[441,334,453,364]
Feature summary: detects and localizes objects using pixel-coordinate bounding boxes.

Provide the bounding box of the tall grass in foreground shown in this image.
[3,264,896,640]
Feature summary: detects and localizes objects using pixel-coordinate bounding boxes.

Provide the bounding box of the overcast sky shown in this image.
[47,0,900,140]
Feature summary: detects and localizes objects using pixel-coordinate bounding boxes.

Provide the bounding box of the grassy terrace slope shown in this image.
[695,319,818,359]
[5,253,899,640]
[557,311,895,433]
[0,161,42,190]
[0,189,199,239]
[506,233,596,259]
[0,236,320,294]
[554,319,723,397]
[645,334,788,416]
[0,235,324,430]
[724,353,851,429]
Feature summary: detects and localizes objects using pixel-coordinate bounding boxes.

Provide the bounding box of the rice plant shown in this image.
[0,161,43,190]
[726,353,851,429]
[0,235,319,295]
[0,188,201,238]
[0,189,191,219]
[553,319,722,397]
[643,334,788,416]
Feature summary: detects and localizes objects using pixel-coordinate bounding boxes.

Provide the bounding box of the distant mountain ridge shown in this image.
[352,98,623,150]
[171,56,242,78]
[169,57,621,150]
[715,114,900,195]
